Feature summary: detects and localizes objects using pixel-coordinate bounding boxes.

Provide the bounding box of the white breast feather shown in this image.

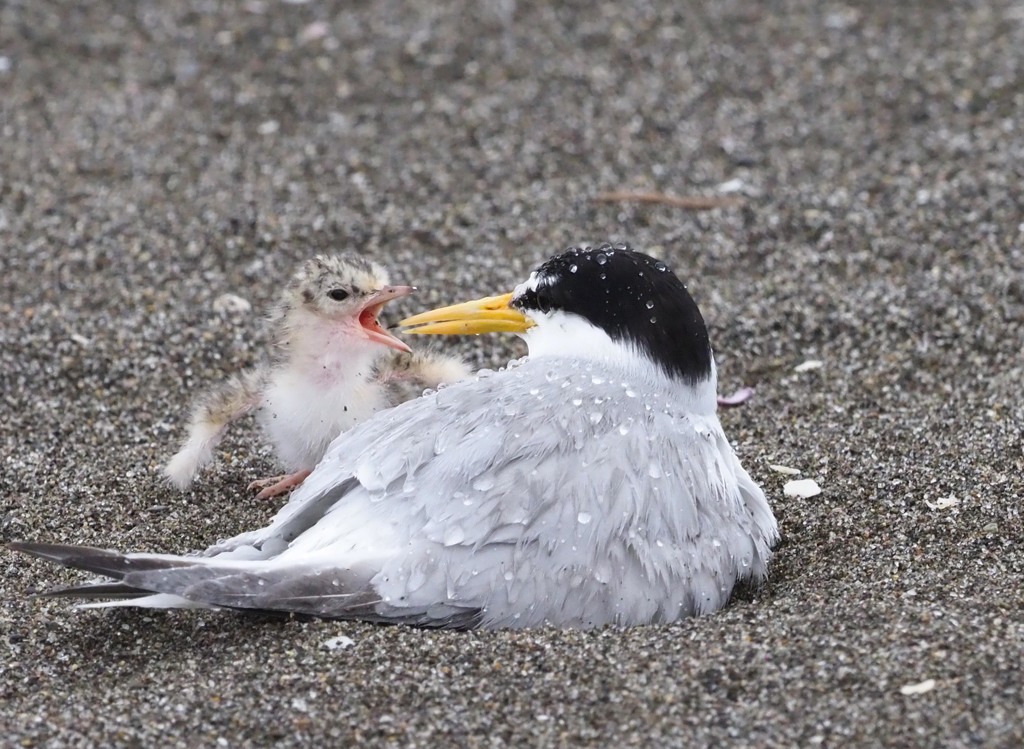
[258,360,387,470]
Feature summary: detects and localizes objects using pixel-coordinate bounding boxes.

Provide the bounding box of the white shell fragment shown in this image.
[769,464,801,476]
[299,21,330,43]
[323,635,355,651]
[783,478,822,498]
[794,360,824,373]
[257,119,280,135]
[717,177,745,194]
[899,679,937,696]
[212,293,253,314]
[925,495,960,511]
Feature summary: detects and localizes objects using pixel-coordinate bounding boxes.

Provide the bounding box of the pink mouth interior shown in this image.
[359,305,387,337]
[359,303,409,352]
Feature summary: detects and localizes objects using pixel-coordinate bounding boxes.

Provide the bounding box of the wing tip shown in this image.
[8,540,82,561]
[7,539,114,557]
[6,540,137,582]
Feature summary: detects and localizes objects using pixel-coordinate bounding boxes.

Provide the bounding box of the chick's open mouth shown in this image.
[357,287,414,353]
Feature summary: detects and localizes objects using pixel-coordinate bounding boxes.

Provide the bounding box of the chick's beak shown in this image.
[359,285,415,353]
[399,292,535,335]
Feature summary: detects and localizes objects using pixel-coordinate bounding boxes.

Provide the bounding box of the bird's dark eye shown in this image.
[327,288,350,302]
[529,288,552,313]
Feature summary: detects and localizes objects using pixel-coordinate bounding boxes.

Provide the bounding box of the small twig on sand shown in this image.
[593,191,745,210]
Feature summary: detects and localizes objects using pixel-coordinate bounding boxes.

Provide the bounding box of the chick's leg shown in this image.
[248,469,312,500]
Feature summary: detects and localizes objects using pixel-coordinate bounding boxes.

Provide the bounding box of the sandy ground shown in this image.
[2,0,1022,746]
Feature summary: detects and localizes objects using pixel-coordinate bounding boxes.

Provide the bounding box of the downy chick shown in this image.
[164,254,470,499]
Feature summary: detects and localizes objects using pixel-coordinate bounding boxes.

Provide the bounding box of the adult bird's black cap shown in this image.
[512,243,713,384]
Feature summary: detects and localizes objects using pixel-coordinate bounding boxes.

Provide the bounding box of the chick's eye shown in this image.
[327,288,350,302]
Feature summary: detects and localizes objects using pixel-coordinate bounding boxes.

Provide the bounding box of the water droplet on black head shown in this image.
[514,243,712,383]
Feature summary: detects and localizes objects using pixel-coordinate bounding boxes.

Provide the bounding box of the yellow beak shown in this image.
[399,292,535,335]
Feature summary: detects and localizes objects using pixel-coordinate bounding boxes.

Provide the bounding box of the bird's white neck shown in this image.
[520,311,719,414]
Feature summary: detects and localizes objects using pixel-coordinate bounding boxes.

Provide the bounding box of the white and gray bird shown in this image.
[9,244,779,629]
[163,254,469,499]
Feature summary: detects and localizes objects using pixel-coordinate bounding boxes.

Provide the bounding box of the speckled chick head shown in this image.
[279,254,391,323]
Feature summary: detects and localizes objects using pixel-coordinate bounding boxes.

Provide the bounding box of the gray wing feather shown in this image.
[41,582,153,600]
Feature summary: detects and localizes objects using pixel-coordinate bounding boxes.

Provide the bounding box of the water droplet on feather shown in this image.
[472,473,496,491]
[444,526,466,545]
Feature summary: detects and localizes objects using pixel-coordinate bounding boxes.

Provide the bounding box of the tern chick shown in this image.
[11,243,778,629]
[164,254,469,499]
